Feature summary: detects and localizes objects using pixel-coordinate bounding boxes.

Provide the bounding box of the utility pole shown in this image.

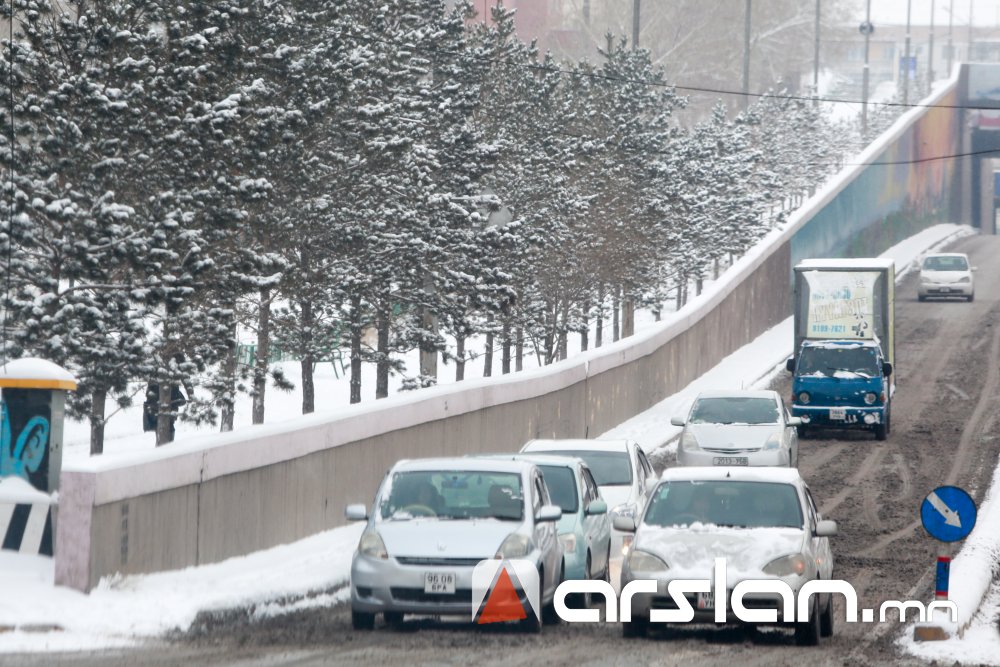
[583,0,590,25]
[862,0,872,137]
[904,0,912,106]
[947,0,954,76]
[632,0,640,49]
[742,0,751,109]
[929,0,936,85]
[813,0,821,104]
[968,0,974,62]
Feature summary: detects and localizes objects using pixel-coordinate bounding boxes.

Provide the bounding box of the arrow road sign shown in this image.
[920,486,977,543]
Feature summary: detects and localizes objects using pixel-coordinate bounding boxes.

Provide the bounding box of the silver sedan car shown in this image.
[672,390,801,468]
[918,252,975,302]
[616,467,837,644]
[346,457,564,631]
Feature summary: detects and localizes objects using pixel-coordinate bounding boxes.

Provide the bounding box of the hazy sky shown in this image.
[857,0,1000,27]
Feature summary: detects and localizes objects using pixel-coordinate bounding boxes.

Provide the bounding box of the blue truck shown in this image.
[785,259,895,441]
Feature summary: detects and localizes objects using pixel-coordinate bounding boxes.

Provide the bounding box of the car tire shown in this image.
[918,294,927,302]
[795,595,822,646]
[352,609,376,631]
[796,425,810,439]
[968,293,975,302]
[384,611,405,630]
[820,593,835,637]
[622,614,648,638]
[542,562,563,625]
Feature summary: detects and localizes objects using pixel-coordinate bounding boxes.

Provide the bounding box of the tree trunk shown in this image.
[695,275,704,296]
[580,310,589,352]
[501,320,511,374]
[300,298,315,414]
[483,329,494,377]
[252,286,271,425]
[349,294,362,404]
[675,279,683,311]
[219,318,237,432]
[456,334,466,381]
[612,290,620,342]
[418,275,438,381]
[622,296,635,338]
[89,389,106,455]
[156,382,173,446]
[596,303,603,348]
[515,326,524,372]
[713,257,720,280]
[376,299,390,399]
[557,302,568,360]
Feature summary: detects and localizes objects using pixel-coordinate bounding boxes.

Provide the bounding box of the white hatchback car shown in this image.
[918,253,975,301]
[671,390,801,468]
[616,467,837,645]
[520,439,656,557]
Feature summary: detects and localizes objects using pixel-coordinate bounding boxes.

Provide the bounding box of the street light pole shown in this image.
[904,0,912,106]
[968,0,974,62]
[813,0,821,104]
[632,0,640,49]
[862,0,871,137]
[743,0,751,109]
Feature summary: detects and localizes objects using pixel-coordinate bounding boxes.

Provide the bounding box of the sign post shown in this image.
[915,486,976,641]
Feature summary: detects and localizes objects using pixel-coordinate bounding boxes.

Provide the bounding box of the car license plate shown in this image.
[712,456,748,466]
[697,591,714,610]
[424,572,456,594]
[938,287,951,293]
[829,408,846,420]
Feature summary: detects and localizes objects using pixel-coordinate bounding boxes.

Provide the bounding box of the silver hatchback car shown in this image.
[672,390,801,468]
[346,457,564,631]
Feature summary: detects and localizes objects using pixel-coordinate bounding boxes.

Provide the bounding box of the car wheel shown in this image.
[384,611,405,630]
[874,411,888,441]
[918,294,927,302]
[352,609,376,631]
[820,593,835,637]
[622,614,648,638]
[968,293,975,302]
[795,595,822,646]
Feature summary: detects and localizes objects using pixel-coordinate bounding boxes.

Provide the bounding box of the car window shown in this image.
[380,470,523,521]
[583,468,600,502]
[805,488,821,524]
[638,448,654,478]
[644,480,804,529]
[533,449,633,486]
[797,345,880,378]
[533,474,545,514]
[689,397,780,425]
[538,465,579,513]
[923,255,968,271]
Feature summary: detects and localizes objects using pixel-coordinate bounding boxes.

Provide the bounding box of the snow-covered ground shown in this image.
[0,222,979,654]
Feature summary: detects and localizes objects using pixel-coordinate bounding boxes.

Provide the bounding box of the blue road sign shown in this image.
[920,486,977,543]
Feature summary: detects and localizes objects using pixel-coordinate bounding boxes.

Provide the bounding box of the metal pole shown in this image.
[947,0,954,76]
[813,0,821,104]
[968,0,974,61]
[743,0,751,109]
[862,0,871,137]
[904,0,912,106]
[929,0,936,85]
[632,0,640,49]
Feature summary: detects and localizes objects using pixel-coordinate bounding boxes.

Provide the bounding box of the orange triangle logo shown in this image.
[477,567,527,624]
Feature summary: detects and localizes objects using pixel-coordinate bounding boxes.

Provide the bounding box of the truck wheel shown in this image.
[875,423,888,441]
[796,425,810,439]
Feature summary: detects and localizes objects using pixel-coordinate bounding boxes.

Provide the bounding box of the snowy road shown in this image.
[8,234,1000,666]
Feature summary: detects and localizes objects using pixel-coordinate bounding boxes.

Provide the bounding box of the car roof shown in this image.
[695,389,780,400]
[476,453,586,470]
[392,457,534,474]
[660,466,804,484]
[522,439,632,453]
[923,252,968,258]
[796,258,894,270]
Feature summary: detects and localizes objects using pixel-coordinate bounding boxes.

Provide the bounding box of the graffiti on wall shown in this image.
[0,401,50,482]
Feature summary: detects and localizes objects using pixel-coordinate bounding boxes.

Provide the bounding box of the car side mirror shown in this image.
[586,499,608,516]
[787,417,803,426]
[670,416,686,427]
[882,361,893,377]
[345,504,368,521]
[537,504,562,522]
[785,357,796,373]
[815,519,838,537]
[613,516,637,532]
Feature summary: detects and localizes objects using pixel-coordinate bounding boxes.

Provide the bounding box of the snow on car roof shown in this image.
[796,258,894,270]
[922,252,968,258]
[695,389,780,400]
[476,453,585,469]
[392,457,534,474]
[521,439,630,453]
[660,466,804,484]
[801,339,881,349]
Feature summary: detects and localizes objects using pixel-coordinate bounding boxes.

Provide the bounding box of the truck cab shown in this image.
[787,340,892,440]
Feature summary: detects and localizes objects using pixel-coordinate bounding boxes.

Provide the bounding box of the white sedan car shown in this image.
[918,252,975,302]
[671,390,801,468]
[616,467,838,644]
[520,439,656,557]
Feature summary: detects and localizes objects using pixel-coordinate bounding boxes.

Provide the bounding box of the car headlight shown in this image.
[626,549,669,573]
[611,502,638,520]
[958,276,971,283]
[763,431,783,450]
[798,392,810,405]
[559,533,577,555]
[359,530,388,559]
[762,553,808,577]
[496,533,534,559]
[864,392,877,405]
[680,430,700,451]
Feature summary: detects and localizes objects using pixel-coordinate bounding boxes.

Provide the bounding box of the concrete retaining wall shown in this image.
[55,72,967,592]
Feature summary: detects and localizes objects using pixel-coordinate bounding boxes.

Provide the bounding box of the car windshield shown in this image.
[797,345,879,378]
[644,480,803,529]
[533,450,633,486]
[379,471,523,521]
[538,465,578,513]
[923,256,968,271]
[688,397,780,425]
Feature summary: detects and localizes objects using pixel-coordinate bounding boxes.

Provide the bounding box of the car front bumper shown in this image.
[792,404,884,428]
[920,282,973,297]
